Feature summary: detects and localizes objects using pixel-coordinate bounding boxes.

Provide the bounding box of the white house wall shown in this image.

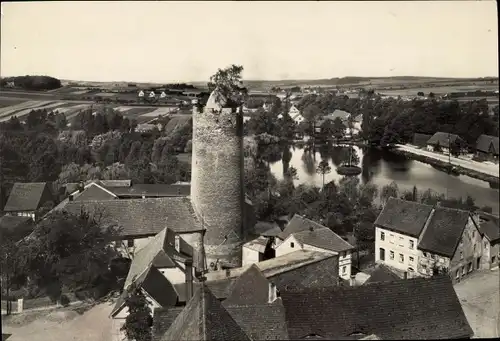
[242,245,261,266]
[160,267,187,285]
[275,235,302,258]
[375,226,420,274]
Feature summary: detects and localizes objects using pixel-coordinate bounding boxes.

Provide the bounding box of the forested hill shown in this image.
[0,75,62,91]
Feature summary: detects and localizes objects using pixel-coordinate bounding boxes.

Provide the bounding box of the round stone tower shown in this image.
[191,89,244,269]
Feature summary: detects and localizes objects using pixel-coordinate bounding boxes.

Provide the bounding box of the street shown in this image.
[454,269,500,339]
[396,144,500,178]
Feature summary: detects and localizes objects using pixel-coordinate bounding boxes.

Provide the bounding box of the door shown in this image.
[379,248,386,261]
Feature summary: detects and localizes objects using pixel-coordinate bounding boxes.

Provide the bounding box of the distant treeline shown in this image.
[163,83,198,90]
[1,75,62,91]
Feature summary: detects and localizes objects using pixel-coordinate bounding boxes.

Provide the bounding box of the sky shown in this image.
[1,1,498,83]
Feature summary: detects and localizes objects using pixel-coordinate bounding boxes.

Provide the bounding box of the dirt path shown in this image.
[454,269,500,339]
[2,302,115,341]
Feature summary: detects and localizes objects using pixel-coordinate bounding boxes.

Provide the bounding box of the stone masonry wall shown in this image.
[191,106,244,269]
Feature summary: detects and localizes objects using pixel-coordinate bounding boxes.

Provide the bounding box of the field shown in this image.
[0,91,187,124]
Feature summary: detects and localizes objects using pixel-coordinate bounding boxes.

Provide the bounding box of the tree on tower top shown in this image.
[207,64,248,109]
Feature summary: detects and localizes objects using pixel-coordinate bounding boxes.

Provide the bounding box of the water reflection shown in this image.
[267,144,500,214]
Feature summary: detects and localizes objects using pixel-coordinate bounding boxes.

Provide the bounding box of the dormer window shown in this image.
[290,242,295,248]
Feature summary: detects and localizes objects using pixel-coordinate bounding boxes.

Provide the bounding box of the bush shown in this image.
[60,294,70,307]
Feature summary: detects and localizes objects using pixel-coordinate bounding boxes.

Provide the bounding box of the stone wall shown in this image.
[191,105,244,268]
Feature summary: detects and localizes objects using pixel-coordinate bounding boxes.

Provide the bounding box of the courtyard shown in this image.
[454,268,500,339]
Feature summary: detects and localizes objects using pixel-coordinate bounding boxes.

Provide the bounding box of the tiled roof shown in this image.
[478,214,500,242]
[111,184,190,198]
[374,198,433,237]
[152,307,184,341]
[280,276,473,340]
[243,236,269,253]
[279,214,327,240]
[158,286,251,341]
[363,264,401,285]
[251,221,282,237]
[98,180,131,187]
[0,215,34,240]
[292,227,354,253]
[3,182,49,212]
[412,133,433,147]
[418,207,471,258]
[62,197,202,237]
[225,303,289,340]
[111,266,178,317]
[476,134,499,154]
[427,132,462,146]
[222,264,270,307]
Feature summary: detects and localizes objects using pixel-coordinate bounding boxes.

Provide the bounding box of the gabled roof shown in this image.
[476,134,499,154]
[222,264,271,307]
[279,214,326,240]
[62,197,202,237]
[225,303,289,340]
[111,266,179,317]
[292,226,354,253]
[418,207,472,258]
[159,286,251,341]
[478,214,500,242]
[251,221,283,237]
[153,307,184,341]
[243,236,269,253]
[281,276,473,340]
[427,132,463,146]
[363,264,401,285]
[99,179,131,187]
[111,184,190,198]
[205,88,229,111]
[0,215,35,241]
[123,228,198,292]
[326,109,351,121]
[3,182,50,212]
[374,198,433,238]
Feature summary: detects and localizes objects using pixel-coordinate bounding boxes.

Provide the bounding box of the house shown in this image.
[374,198,484,282]
[475,134,499,160]
[152,265,289,341]
[135,123,158,133]
[412,133,433,148]
[426,132,465,154]
[242,236,274,266]
[477,211,500,269]
[110,228,198,337]
[61,197,203,256]
[288,105,305,124]
[280,276,474,340]
[275,214,354,280]
[315,109,354,135]
[3,182,54,221]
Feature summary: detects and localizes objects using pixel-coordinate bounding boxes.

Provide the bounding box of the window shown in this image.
[380,231,385,241]
[409,240,414,250]
[127,239,134,248]
[423,252,428,258]
[399,254,404,263]
[484,241,488,248]
[290,242,295,248]
[455,270,460,279]
[379,248,386,261]
[390,251,395,260]
[408,267,414,273]
[460,251,463,260]
[399,236,404,241]
[462,266,466,275]
[390,234,394,244]
[472,230,475,238]
[409,256,414,263]
[342,266,346,274]
[473,244,476,253]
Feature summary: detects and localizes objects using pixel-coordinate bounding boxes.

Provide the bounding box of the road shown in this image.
[396,144,500,178]
[454,269,500,339]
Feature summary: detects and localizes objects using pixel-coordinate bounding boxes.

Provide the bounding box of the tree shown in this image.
[207,64,247,108]
[302,104,322,138]
[380,181,399,205]
[121,282,153,341]
[17,210,121,301]
[316,160,332,189]
[331,117,346,141]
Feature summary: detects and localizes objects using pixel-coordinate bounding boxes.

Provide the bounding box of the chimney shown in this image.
[68,194,74,202]
[268,282,277,303]
[404,271,408,280]
[184,259,194,301]
[174,235,180,253]
[349,275,356,287]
